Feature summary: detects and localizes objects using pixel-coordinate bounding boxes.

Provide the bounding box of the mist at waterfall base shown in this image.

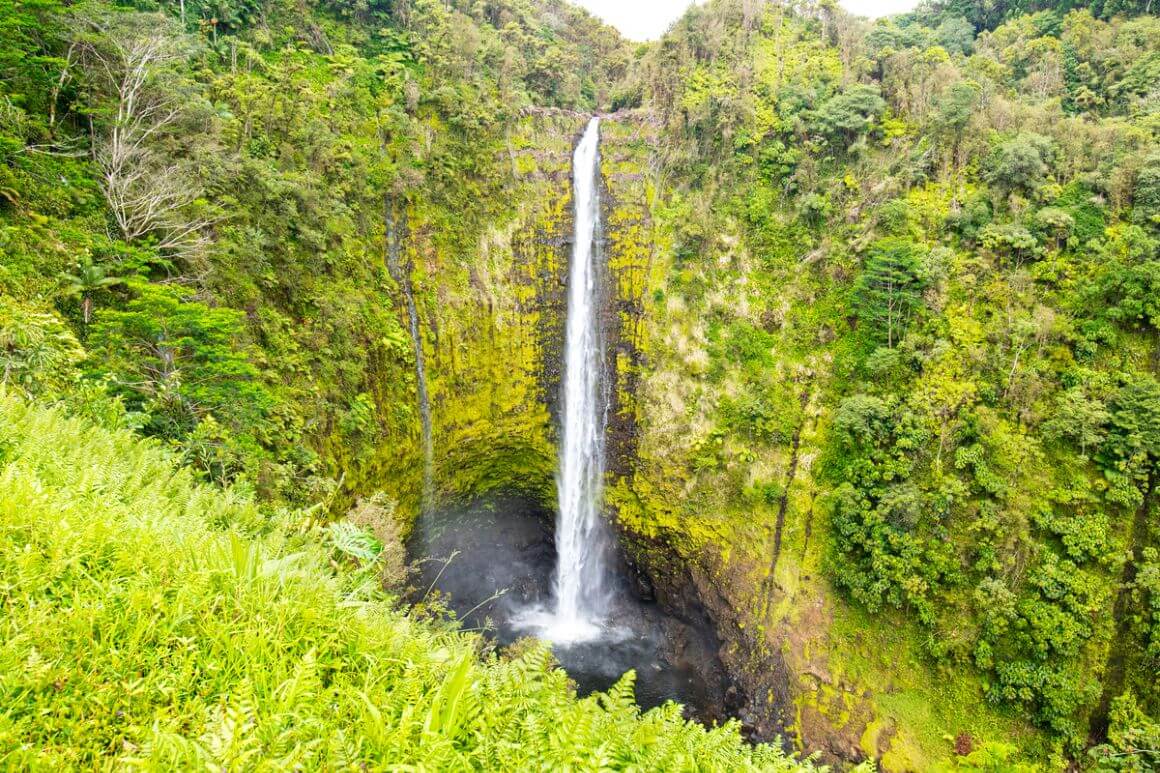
[407,495,732,723]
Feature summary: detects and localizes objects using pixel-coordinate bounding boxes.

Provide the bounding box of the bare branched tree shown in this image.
[75,13,212,269]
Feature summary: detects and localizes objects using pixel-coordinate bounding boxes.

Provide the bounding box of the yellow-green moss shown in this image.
[353,113,586,526]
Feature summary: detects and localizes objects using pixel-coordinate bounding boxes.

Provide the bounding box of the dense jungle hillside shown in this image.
[1,0,1158,769]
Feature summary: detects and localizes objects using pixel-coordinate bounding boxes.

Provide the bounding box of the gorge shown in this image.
[2,0,1159,769]
[407,115,739,726]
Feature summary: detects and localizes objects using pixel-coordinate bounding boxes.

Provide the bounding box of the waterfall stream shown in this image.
[511,116,615,644]
[551,116,613,640]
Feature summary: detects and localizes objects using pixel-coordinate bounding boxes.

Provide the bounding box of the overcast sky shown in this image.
[573,0,919,41]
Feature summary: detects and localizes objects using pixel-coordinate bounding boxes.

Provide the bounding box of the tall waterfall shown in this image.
[550,117,613,641]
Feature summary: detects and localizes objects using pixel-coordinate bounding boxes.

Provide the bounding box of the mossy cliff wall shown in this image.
[350,110,659,527]
[596,113,1041,768]
[342,112,586,520]
[345,108,1007,770]
[596,113,798,747]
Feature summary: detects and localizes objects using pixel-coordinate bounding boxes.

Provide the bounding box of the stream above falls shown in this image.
[406,494,736,724]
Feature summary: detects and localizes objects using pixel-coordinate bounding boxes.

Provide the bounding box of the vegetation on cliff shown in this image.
[1,0,622,511]
[612,0,1160,765]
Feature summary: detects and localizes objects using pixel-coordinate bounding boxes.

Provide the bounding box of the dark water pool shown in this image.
[406,494,732,723]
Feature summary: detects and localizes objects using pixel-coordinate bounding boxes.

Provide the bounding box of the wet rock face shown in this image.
[617,528,795,744]
[527,193,571,434]
[596,116,652,483]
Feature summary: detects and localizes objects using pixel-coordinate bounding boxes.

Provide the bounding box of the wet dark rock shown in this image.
[406,494,733,723]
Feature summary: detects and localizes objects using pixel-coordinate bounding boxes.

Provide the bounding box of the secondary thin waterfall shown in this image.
[552,117,612,638]
[386,204,434,511]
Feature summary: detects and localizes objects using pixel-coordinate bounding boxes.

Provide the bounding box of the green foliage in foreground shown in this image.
[0,394,815,771]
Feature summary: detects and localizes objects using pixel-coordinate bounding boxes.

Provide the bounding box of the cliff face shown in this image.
[357,109,826,762]
[597,112,804,753]
[597,113,800,748]
[340,112,586,517]
[351,110,658,525]
[358,108,1023,770]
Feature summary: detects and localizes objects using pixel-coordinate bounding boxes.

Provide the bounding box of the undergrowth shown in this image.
[0,393,820,771]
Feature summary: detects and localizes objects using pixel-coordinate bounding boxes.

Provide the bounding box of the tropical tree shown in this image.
[87,279,273,439]
[983,132,1056,201]
[74,11,211,266]
[815,84,888,148]
[854,238,927,347]
[60,255,125,324]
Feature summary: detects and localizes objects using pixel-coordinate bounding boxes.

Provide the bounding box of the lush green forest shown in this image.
[2,0,1158,768]
[614,0,1159,765]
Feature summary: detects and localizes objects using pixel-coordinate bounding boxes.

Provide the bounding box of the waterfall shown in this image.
[406,285,434,511]
[386,204,434,511]
[549,116,613,641]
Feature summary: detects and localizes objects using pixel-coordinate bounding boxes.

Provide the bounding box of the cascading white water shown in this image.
[552,116,611,639]
[516,117,614,645]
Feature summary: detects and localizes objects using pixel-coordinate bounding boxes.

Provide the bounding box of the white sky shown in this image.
[573,0,920,41]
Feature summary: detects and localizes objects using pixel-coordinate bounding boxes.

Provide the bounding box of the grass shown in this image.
[0,393,818,770]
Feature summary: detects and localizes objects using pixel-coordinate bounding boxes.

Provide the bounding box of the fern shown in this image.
[0,394,822,771]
